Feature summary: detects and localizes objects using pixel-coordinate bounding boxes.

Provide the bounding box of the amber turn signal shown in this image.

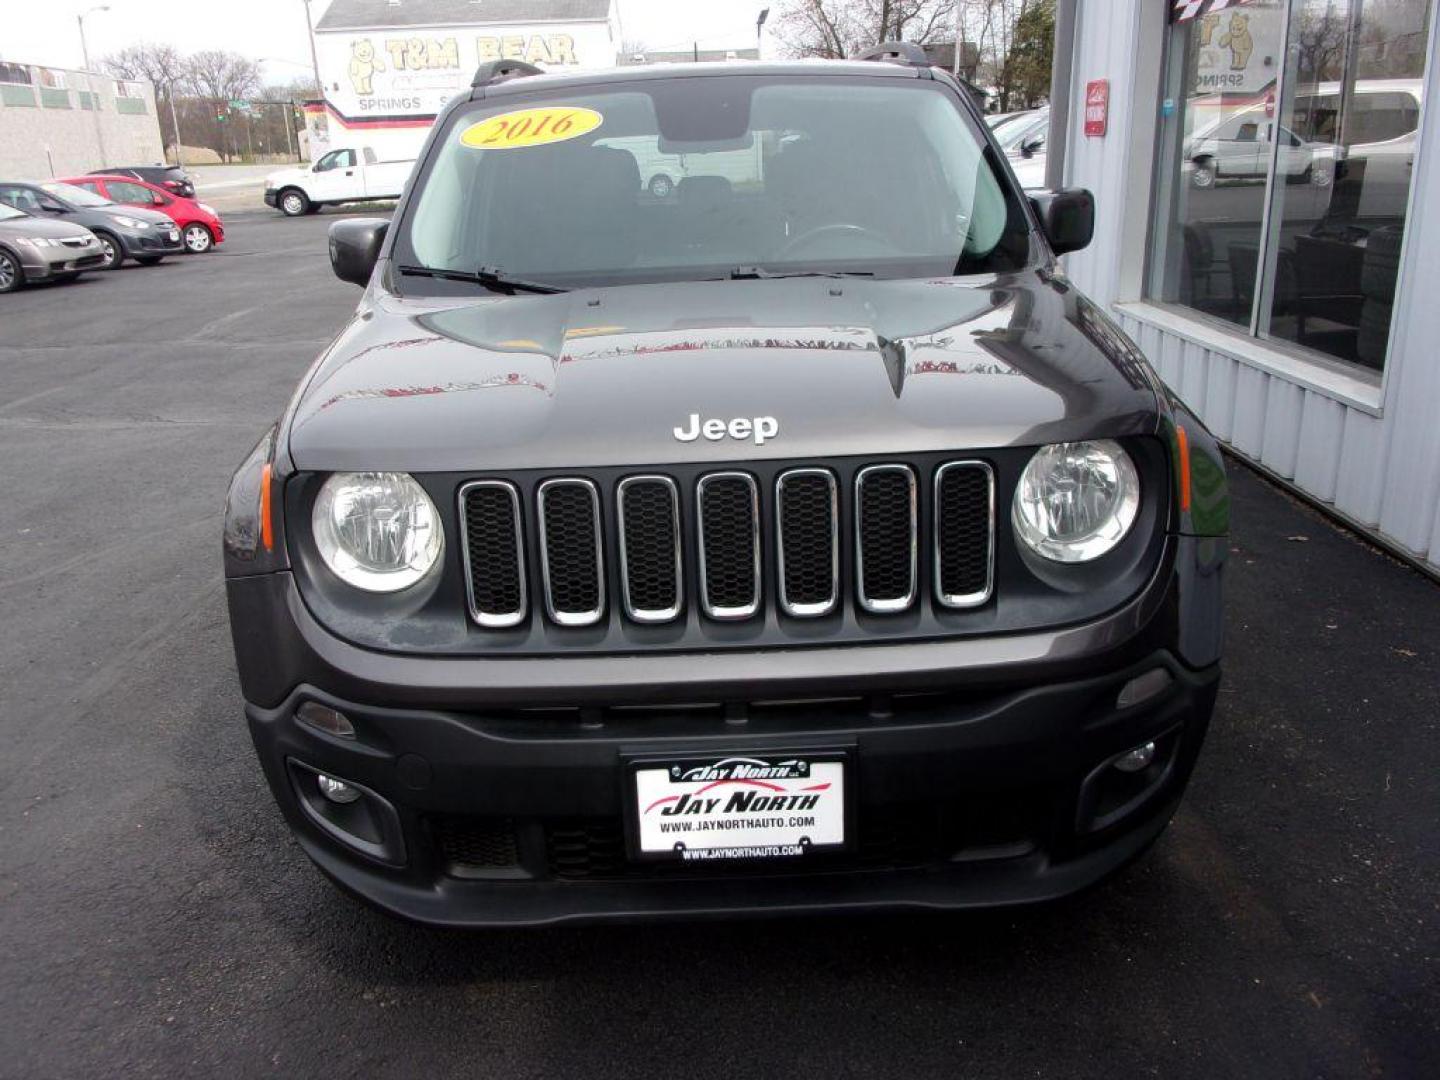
[259,462,274,552]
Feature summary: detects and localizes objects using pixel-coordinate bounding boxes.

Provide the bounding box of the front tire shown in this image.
[183,223,214,253]
[93,230,124,270]
[1191,158,1216,189]
[0,248,22,293]
[648,173,674,199]
[1308,162,1334,187]
[279,188,310,217]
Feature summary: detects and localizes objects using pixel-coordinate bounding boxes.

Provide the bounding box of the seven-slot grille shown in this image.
[458,462,994,629]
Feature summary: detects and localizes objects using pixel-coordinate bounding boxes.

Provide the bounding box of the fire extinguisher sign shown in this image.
[1084,79,1109,137]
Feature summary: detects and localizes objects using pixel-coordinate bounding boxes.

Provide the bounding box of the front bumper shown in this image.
[17,244,105,279]
[118,225,185,256]
[263,190,278,208]
[231,534,1224,926]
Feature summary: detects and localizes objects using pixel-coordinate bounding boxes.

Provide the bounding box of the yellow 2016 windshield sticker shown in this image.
[459,106,603,150]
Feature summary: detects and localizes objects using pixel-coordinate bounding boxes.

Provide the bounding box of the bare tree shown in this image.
[102,43,188,153]
[184,50,262,103]
[777,0,957,60]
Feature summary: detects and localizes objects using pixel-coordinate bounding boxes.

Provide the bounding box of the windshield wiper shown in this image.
[727,266,876,280]
[397,264,567,295]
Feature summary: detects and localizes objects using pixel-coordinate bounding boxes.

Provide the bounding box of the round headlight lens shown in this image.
[312,472,443,591]
[1012,440,1140,563]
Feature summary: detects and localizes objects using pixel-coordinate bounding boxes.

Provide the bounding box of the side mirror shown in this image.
[328,217,388,287]
[1028,188,1094,256]
[1020,137,1043,159]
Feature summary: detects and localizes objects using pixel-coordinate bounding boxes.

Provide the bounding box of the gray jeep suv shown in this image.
[224,46,1228,926]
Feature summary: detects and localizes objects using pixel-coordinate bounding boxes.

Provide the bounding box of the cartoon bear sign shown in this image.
[349,38,385,96]
[1217,13,1254,72]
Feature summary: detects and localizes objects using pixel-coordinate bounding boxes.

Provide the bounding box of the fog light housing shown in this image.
[317,773,362,804]
[1113,741,1156,773]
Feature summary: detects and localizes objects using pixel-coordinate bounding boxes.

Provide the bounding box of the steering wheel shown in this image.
[777,222,898,261]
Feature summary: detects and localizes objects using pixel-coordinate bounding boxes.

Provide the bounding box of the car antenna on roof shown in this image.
[851,41,931,67]
[471,59,545,88]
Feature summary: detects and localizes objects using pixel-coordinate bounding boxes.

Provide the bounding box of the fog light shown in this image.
[1113,741,1156,774]
[317,774,362,804]
[297,701,355,738]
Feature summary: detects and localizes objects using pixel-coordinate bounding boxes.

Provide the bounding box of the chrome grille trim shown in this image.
[695,471,761,621]
[854,463,918,614]
[933,461,996,609]
[616,474,683,624]
[775,467,839,617]
[457,479,527,629]
[536,477,605,627]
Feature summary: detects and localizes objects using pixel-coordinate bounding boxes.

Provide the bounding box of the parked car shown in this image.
[91,164,195,198]
[0,181,183,269]
[225,47,1228,927]
[1185,107,1340,188]
[63,174,224,253]
[263,147,414,216]
[0,202,105,293]
[986,108,1035,131]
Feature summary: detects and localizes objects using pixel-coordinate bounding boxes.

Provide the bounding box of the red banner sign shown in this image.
[1084,79,1109,137]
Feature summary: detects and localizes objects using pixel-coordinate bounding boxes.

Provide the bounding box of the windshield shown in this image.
[40,182,113,207]
[0,203,27,222]
[400,74,1031,289]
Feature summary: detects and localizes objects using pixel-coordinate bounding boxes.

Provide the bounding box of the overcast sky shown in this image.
[0,0,781,79]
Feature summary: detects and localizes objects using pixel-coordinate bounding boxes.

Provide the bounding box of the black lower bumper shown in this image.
[245,649,1218,927]
[263,190,279,208]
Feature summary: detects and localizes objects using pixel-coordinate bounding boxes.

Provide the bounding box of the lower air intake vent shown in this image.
[459,480,526,627]
[697,472,760,619]
[856,465,917,613]
[538,478,604,626]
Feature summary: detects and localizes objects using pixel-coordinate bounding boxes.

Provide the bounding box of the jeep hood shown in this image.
[285,272,1163,472]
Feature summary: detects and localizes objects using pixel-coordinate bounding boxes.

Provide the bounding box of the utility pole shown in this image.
[303,0,325,97]
[756,8,769,60]
[168,81,184,166]
[77,5,111,166]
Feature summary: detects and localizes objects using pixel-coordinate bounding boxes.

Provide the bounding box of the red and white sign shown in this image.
[1084,79,1109,137]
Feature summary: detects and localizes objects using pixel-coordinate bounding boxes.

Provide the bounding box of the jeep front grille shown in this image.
[456,459,994,630]
[459,480,526,628]
[855,465,918,613]
[776,468,839,616]
[696,472,762,619]
[537,478,604,626]
[617,476,682,622]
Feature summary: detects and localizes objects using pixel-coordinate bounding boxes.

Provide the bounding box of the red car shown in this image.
[61,174,224,254]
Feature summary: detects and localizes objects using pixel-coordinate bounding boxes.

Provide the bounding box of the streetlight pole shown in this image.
[77,5,111,167]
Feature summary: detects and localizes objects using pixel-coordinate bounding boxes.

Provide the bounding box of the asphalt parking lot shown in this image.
[2,209,1437,1079]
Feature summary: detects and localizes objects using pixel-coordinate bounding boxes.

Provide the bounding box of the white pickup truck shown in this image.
[264,147,415,217]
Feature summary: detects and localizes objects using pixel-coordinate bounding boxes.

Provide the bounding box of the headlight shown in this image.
[18,236,57,247]
[1012,440,1140,563]
[111,215,148,228]
[312,472,443,591]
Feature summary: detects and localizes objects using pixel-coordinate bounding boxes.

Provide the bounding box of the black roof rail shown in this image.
[852,41,931,67]
[471,59,544,88]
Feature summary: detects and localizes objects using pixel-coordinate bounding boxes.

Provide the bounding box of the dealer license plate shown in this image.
[630,753,847,862]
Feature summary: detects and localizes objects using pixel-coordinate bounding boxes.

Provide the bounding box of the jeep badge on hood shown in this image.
[673,414,780,445]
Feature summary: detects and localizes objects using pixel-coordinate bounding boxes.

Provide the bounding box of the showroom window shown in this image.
[1148,0,1433,374]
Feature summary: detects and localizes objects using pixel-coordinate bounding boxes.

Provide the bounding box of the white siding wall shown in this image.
[1061,0,1440,575]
